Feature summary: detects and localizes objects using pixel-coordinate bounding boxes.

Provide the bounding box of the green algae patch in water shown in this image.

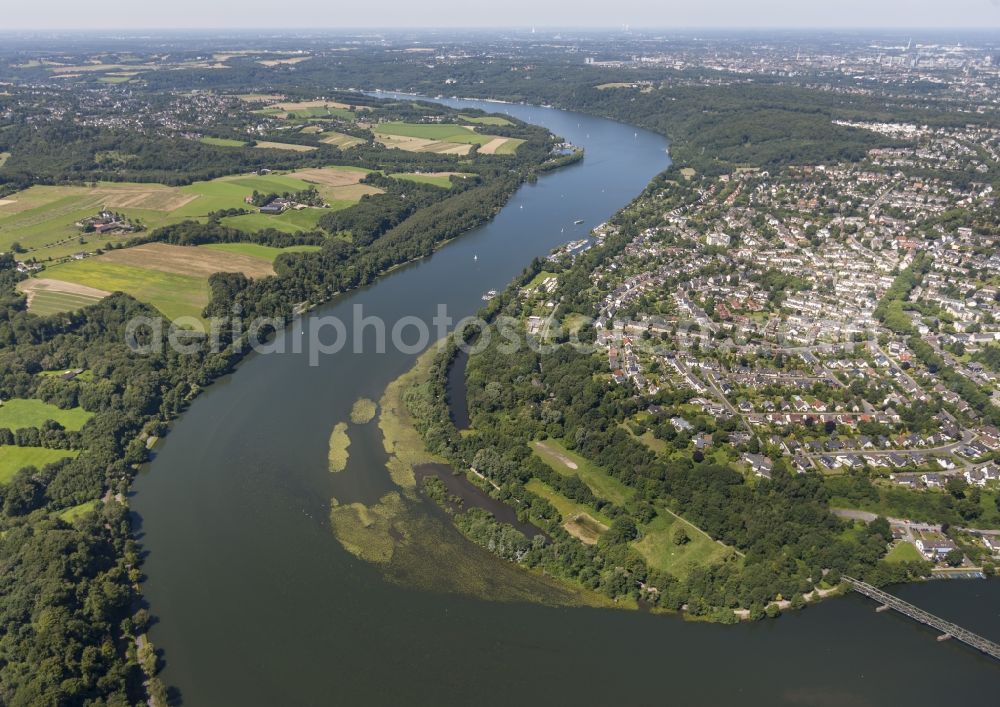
[350,398,378,424]
[330,490,409,564]
[328,422,350,473]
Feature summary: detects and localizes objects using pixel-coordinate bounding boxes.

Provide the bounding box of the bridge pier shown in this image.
[844,576,1000,662]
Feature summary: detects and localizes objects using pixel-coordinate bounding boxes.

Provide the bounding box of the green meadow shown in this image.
[632,509,736,580]
[375,122,497,145]
[531,439,634,506]
[459,114,514,126]
[199,136,248,147]
[885,541,924,564]
[320,131,364,149]
[0,447,80,484]
[58,499,101,522]
[524,478,614,527]
[26,289,107,316]
[42,260,210,321]
[200,243,322,261]
[389,173,467,189]
[0,399,92,430]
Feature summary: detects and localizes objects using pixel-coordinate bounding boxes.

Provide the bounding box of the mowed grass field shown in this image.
[0,399,93,430]
[200,243,322,260]
[632,508,736,580]
[459,114,514,126]
[39,243,284,320]
[374,122,523,156]
[199,136,247,147]
[42,259,210,321]
[525,478,611,545]
[885,541,924,563]
[0,446,79,484]
[320,131,365,149]
[531,439,634,506]
[0,167,376,258]
[388,172,470,189]
[18,279,109,316]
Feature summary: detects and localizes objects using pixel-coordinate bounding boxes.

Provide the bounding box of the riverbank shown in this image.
[327,345,618,608]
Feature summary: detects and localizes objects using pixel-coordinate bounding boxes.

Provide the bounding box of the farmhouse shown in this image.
[260,198,291,215]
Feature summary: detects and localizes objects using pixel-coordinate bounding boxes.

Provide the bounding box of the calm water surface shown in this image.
[132,96,999,706]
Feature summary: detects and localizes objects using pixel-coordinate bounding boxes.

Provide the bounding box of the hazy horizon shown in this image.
[5,1,1000,31]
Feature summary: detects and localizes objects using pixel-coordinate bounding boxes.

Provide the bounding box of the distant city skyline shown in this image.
[5,1,1000,31]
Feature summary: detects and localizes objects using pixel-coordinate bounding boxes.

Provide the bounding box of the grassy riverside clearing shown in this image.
[374,121,519,155]
[200,243,322,261]
[328,422,350,472]
[388,172,469,189]
[525,478,610,544]
[199,136,247,147]
[58,499,101,522]
[885,541,925,564]
[0,399,92,430]
[530,439,634,506]
[0,447,80,484]
[374,122,494,143]
[480,137,525,155]
[633,510,736,581]
[459,114,514,126]
[218,207,337,234]
[350,398,377,424]
[41,260,209,321]
[253,141,317,152]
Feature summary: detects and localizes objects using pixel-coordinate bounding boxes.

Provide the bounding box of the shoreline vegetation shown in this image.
[328,345,615,607]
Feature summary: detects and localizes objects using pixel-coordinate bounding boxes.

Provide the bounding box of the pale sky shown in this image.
[3,0,1000,30]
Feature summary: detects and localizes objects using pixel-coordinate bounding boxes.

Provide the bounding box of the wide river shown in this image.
[133,96,999,705]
